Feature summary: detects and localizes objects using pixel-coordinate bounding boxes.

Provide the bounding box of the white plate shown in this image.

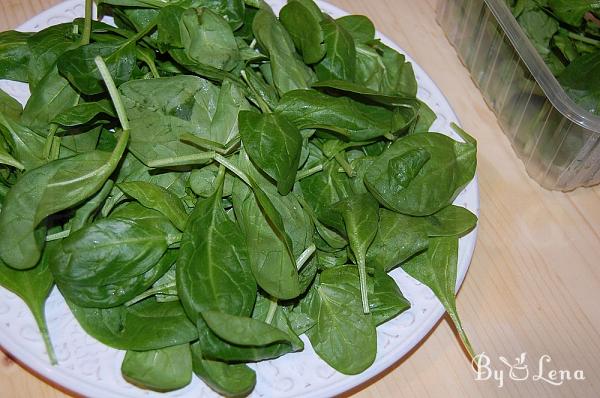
[0,1,480,397]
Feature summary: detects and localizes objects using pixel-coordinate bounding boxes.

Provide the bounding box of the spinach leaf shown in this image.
[21,66,80,131]
[369,270,410,326]
[27,23,79,89]
[0,247,56,363]
[52,100,115,127]
[252,4,316,95]
[364,132,476,216]
[177,167,256,320]
[366,208,429,272]
[279,0,325,64]
[50,215,174,307]
[179,7,240,72]
[276,89,397,140]
[119,75,219,165]
[122,344,193,392]
[201,310,294,346]
[239,110,302,195]
[403,237,475,357]
[331,194,379,313]
[336,15,375,43]
[0,129,128,269]
[191,343,256,397]
[315,17,356,82]
[119,181,188,231]
[232,172,301,300]
[306,266,377,374]
[558,50,600,114]
[0,31,33,82]
[424,205,478,237]
[58,41,137,95]
[68,298,198,351]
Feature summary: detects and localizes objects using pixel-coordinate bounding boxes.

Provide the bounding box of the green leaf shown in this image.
[369,270,410,325]
[366,208,429,272]
[180,8,241,72]
[201,310,294,346]
[365,132,477,216]
[50,214,175,308]
[52,100,115,126]
[119,75,220,165]
[252,5,316,95]
[122,344,193,392]
[119,181,188,231]
[191,343,256,397]
[331,194,379,313]
[279,0,325,64]
[68,298,198,351]
[336,15,375,43]
[315,17,356,82]
[21,66,80,130]
[548,0,600,26]
[276,89,397,140]
[0,130,129,269]
[232,166,301,300]
[424,205,478,237]
[27,23,79,89]
[239,111,303,195]
[402,237,475,358]
[558,50,600,114]
[177,168,256,320]
[0,31,33,82]
[306,266,377,374]
[58,41,137,95]
[0,247,56,364]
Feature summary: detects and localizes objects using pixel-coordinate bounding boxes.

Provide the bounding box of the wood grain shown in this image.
[1,1,599,397]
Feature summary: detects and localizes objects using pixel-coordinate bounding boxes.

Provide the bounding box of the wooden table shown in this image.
[1,0,599,397]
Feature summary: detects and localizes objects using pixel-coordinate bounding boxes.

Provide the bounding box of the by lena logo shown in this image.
[473,352,585,388]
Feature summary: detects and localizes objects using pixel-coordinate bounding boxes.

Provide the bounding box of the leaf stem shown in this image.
[213,153,252,186]
[567,31,600,47]
[264,298,278,325]
[95,56,130,131]
[148,152,216,168]
[240,70,272,113]
[80,0,93,46]
[46,230,71,241]
[296,244,316,271]
[296,164,323,181]
[31,306,57,365]
[43,124,59,160]
[125,281,177,307]
[358,258,370,314]
[334,153,354,177]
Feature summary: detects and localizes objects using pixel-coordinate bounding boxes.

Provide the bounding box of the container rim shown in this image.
[484,0,600,133]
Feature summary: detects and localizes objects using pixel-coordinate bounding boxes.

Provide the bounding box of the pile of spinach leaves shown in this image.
[0,0,478,394]
[508,0,600,114]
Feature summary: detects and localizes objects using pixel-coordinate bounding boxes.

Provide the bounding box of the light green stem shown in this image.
[148,152,216,168]
[213,154,251,186]
[46,230,70,241]
[296,244,316,271]
[296,164,323,181]
[358,258,370,314]
[265,299,278,325]
[80,0,93,45]
[335,153,354,177]
[95,56,130,131]
[125,281,177,307]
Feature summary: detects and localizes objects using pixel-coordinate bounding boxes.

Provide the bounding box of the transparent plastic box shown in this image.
[437,0,600,191]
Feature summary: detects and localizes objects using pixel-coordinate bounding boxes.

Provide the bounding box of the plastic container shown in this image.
[437,0,600,191]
